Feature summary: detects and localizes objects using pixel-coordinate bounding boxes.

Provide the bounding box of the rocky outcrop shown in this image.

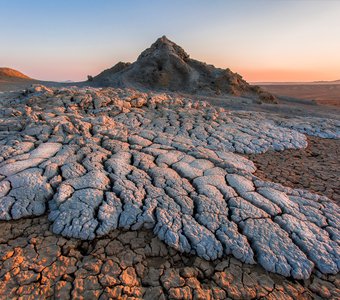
[93,62,131,85]
[0,85,339,283]
[92,36,277,103]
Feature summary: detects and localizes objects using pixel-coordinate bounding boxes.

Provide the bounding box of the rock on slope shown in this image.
[92,36,276,103]
[0,85,339,282]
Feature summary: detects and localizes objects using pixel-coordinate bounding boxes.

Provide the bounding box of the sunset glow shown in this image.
[1,0,339,82]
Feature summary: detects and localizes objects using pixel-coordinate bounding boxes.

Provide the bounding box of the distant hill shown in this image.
[312,79,340,84]
[0,68,79,92]
[252,80,340,85]
[0,67,32,81]
[91,36,276,103]
[0,67,38,92]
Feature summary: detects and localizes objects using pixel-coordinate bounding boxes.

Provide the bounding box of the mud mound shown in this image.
[92,36,276,103]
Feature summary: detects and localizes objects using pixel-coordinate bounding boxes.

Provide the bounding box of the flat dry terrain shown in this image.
[259,84,340,107]
[2,215,335,299]
[0,80,36,92]
[249,136,340,204]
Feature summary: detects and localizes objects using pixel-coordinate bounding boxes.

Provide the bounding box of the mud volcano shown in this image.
[92,36,276,103]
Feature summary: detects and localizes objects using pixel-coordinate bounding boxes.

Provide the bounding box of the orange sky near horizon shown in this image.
[6,64,338,85]
[6,64,338,84]
[234,69,340,83]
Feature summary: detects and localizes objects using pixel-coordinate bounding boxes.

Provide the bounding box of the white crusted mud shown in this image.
[0,86,339,280]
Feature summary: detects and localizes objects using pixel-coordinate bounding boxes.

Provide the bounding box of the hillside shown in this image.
[0,67,38,92]
[0,67,31,81]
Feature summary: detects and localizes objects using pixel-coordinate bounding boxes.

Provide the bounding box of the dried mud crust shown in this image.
[0,86,339,282]
[249,136,340,205]
[0,216,339,300]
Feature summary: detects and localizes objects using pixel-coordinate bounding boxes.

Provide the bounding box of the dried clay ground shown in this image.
[1,213,338,300]
[0,139,339,299]
[249,136,340,205]
[0,86,339,300]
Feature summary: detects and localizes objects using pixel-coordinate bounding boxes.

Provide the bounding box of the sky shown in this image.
[0,0,340,82]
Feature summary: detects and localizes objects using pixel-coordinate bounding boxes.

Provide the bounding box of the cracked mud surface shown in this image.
[249,136,340,205]
[0,85,339,298]
[1,216,339,299]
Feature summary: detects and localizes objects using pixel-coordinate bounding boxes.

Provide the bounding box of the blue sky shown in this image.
[1,0,340,82]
